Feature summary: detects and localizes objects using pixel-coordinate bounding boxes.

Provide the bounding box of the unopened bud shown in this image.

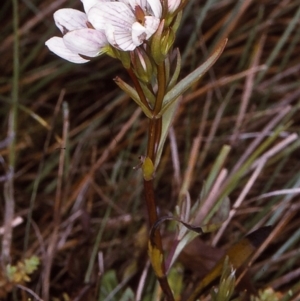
[160,28,175,57]
[131,48,154,83]
[150,20,166,65]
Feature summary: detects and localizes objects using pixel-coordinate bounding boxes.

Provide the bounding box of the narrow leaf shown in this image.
[160,39,227,116]
[114,77,153,118]
[167,48,181,91]
[155,96,180,168]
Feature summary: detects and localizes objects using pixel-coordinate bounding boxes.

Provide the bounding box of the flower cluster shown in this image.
[46,0,183,64]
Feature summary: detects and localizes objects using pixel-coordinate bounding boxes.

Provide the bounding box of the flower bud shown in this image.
[131,48,155,83]
[160,27,175,57]
[150,19,176,65]
[150,20,166,65]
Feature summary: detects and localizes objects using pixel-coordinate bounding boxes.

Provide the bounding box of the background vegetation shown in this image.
[1,0,300,300]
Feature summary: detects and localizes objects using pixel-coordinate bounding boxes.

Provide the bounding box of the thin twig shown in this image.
[42,102,69,301]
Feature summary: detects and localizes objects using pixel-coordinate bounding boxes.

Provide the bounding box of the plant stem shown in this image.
[145,116,174,299]
[144,176,175,301]
[154,63,166,114]
[144,61,174,300]
[129,59,174,299]
[127,68,151,111]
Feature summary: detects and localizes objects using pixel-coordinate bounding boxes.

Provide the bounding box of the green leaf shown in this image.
[155,96,180,168]
[100,270,118,299]
[167,49,182,91]
[139,81,156,107]
[160,38,227,117]
[119,288,135,301]
[114,77,153,118]
[24,255,40,274]
[168,263,184,299]
[205,145,231,196]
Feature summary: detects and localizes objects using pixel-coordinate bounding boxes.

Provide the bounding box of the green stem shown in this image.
[154,63,166,114]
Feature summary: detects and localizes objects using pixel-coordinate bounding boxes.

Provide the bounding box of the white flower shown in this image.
[45,8,109,63]
[87,0,162,51]
[46,0,164,63]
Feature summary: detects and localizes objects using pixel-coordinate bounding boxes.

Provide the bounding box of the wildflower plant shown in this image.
[45,0,227,299]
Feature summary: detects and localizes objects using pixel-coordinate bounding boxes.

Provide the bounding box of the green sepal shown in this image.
[151,20,166,65]
[109,48,131,69]
[104,45,118,59]
[169,10,182,33]
[118,50,131,69]
[161,28,175,57]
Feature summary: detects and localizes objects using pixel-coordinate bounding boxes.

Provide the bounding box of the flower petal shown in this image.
[147,0,162,17]
[105,24,136,51]
[45,37,89,63]
[63,28,109,57]
[118,0,144,11]
[120,0,162,17]
[88,2,135,31]
[131,22,148,46]
[54,8,88,34]
[81,0,108,14]
[168,0,181,13]
[143,15,160,37]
